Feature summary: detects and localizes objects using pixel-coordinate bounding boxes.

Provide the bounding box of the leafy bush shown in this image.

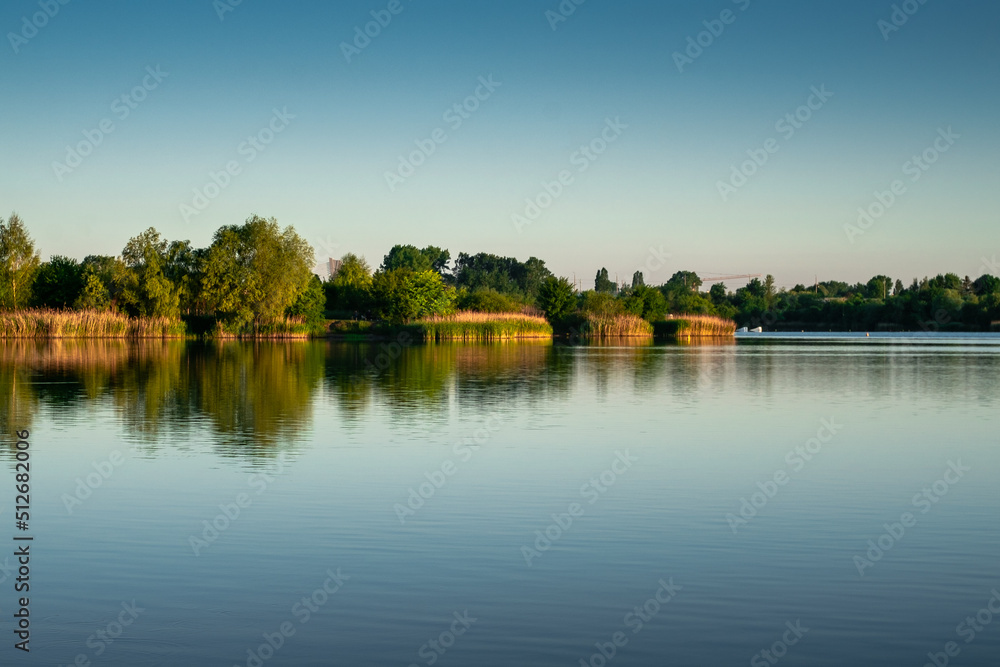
[371,269,455,324]
[456,288,523,313]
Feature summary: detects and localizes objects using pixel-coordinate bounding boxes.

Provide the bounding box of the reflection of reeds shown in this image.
[670,336,738,347]
[415,312,553,341]
[581,313,654,338]
[654,315,736,338]
[0,310,186,338]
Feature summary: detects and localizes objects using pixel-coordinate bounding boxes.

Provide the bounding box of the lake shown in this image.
[2,336,999,666]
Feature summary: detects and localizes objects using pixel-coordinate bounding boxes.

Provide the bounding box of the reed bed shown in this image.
[580,313,654,338]
[0,309,187,338]
[210,317,313,339]
[654,315,736,338]
[414,312,554,341]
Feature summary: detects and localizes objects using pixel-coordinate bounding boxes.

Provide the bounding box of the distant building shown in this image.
[328,258,343,277]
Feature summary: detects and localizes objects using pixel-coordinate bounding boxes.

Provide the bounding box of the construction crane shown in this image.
[687,273,762,293]
[700,274,761,283]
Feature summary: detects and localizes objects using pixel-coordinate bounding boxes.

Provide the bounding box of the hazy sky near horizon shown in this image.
[1,0,998,288]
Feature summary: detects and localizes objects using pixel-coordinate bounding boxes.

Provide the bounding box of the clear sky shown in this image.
[1,0,998,288]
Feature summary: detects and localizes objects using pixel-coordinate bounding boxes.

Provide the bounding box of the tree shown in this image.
[79,255,126,311]
[973,274,1000,296]
[287,274,326,332]
[451,253,552,300]
[370,268,455,323]
[631,284,668,321]
[457,288,522,313]
[594,267,616,294]
[164,240,204,314]
[631,271,644,288]
[116,227,181,318]
[326,253,373,315]
[381,245,450,275]
[75,270,111,311]
[744,277,766,299]
[709,283,727,303]
[580,290,622,315]
[666,271,702,292]
[0,213,41,310]
[520,257,552,300]
[930,273,962,291]
[763,274,777,308]
[536,277,575,322]
[865,275,893,300]
[202,216,315,328]
[32,256,84,309]
[421,246,451,276]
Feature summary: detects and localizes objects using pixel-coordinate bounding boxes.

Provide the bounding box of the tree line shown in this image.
[0,213,318,333]
[2,211,998,332]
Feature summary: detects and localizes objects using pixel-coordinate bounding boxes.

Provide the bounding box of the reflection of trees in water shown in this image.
[323,341,453,419]
[451,342,572,411]
[323,341,574,419]
[188,342,325,459]
[567,339,663,399]
[0,341,323,463]
[7,338,991,465]
[0,354,38,443]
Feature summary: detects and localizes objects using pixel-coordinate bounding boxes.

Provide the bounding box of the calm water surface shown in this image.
[2,338,998,666]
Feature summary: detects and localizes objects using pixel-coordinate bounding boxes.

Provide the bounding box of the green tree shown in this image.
[709,283,727,303]
[381,244,449,274]
[667,271,703,292]
[629,284,668,321]
[370,269,455,324]
[164,240,204,314]
[116,227,181,318]
[930,273,963,291]
[326,253,373,315]
[973,275,1000,296]
[579,290,622,316]
[32,256,84,309]
[520,257,552,300]
[865,275,893,300]
[79,255,126,311]
[594,267,616,294]
[287,274,327,332]
[202,216,315,328]
[457,288,523,313]
[632,271,644,288]
[0,213,41,311]
[421,246,451,276]
[536,276,576,322]
[763,274,777,308]
[451,253,551,300]
[74,270,112,311]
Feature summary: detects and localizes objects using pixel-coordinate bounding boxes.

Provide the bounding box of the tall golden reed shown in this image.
[0,309,187,338]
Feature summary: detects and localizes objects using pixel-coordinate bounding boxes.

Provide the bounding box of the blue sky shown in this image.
[1,0,998,288]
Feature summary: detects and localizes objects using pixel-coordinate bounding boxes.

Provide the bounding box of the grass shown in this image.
[0,309,187,338]
[412,312,554,341]
[653,314,736,338]
[578,313,654,338]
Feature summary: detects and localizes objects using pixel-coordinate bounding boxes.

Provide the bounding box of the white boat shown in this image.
[737,327,748,333]
[750,327,763,333]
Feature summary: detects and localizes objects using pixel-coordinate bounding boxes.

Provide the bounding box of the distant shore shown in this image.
[0,310,739,341]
